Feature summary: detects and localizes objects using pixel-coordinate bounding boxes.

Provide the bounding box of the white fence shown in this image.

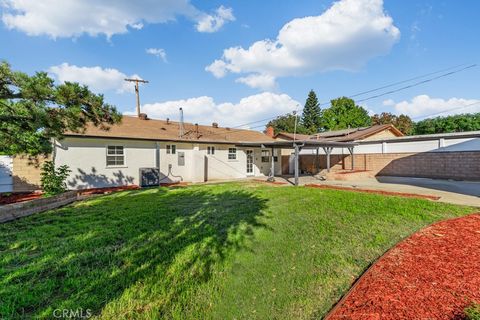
[0,156,13,193]
[300,133,480,156]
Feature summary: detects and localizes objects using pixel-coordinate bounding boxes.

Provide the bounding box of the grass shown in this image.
[466,303,480,320]
[0,182,474,319]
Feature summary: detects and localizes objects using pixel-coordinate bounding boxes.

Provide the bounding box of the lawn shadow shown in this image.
[0,186,268,318]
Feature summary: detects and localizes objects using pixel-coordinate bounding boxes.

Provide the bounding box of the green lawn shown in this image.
[0,182,474,319]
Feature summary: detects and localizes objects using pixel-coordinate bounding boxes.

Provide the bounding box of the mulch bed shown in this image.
[159,182,189,187]
[78,185,140,196]
[305,184,441,201]
[326,214,480,320]
[333,170,372,175]
[0,192,43,205]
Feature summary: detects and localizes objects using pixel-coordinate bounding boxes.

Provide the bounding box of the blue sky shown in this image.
[1,0,479,128]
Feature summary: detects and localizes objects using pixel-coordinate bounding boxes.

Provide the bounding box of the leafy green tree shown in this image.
[371,112,414,135]
[0,61,121,156]
[414,113,480,134]
[321,97,371,131]
[266,112,308,135]
[301,90,322,134]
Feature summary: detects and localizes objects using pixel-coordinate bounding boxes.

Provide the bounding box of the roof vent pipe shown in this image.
[179,107,185,138]
[195,123,199,139]
[166,118,170,124]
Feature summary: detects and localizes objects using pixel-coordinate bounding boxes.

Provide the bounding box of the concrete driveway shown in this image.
[262,175,480,207]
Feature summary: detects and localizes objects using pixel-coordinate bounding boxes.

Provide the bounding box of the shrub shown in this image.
[465,303,480,320]
[40,161,71,195]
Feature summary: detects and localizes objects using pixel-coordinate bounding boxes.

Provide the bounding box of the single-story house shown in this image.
[47,115,283,189]
[275,124,404,143]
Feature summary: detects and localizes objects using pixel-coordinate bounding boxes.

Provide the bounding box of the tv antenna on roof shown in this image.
[124,78,149,117]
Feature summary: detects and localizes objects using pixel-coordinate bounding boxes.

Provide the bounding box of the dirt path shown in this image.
[326,214,480,320]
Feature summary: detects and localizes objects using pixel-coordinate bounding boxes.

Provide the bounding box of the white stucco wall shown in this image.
[55,137,282,189]
[55,137,156,189]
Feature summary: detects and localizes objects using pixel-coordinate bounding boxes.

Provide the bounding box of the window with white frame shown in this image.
[228,147,237,160]
[207,146,215,155]
[261,150,270,162]
[106,146,125,166]
[261,149,278,162]
[166,144,176,154]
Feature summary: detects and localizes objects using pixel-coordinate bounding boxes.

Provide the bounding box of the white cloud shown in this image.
[206,0,400,88]
[1,0,234,38]
[195,5,235,33]
[382,99,395,106]
[126,92,300,128]
[146,48,167,62]
[205,60,230,78]
[388,95,480,119]
[235,74,277,90]
[49,63,142,94]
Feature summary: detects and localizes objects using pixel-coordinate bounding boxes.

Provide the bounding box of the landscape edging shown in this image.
[0,191,78,223]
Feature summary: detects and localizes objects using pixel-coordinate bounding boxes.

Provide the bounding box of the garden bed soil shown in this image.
[78,185,140,196]
[334,170,372,175]
[305,184,440,201]
[326,214,480,320]
[0,192,43,205]
[1,186,141,205]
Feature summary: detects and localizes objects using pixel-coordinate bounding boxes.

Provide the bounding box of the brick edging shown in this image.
[0,191,78,223]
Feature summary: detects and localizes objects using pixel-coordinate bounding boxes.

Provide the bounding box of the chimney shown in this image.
[139,113,148,120]
[212,122,219,128]
[265,126,275,137]
[195,123,199,139]
[166,118,170,124]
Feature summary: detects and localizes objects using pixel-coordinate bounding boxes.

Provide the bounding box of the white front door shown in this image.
[246,150,254,175]
[0,156,13,193]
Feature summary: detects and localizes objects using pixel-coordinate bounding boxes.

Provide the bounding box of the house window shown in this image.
[207,146,215,155]
[261,150,270,162]
[167,144,176,154]
[228,148,237,160]
[261,149,278,163]
[106,146,125,166]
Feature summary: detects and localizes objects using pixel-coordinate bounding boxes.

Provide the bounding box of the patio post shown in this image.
[268,147,275,182]
[294,144,299,186]
[323,147,333,172]
[316,147,320,173]
[348,147,354,171]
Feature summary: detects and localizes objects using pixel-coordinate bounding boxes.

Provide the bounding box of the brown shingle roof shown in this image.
[65,116,276,144]
[275,124,403,142]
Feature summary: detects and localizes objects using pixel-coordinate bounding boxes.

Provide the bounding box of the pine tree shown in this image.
[0,61,121,156]
[301,90,322,134]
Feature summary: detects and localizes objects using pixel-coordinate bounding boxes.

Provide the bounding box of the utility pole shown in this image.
[124,78,149,117]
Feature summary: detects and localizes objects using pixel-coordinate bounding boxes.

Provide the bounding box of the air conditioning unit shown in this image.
[139,168,160,187]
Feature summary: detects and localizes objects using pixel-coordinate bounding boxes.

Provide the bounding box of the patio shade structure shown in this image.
[237,140,358,186]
